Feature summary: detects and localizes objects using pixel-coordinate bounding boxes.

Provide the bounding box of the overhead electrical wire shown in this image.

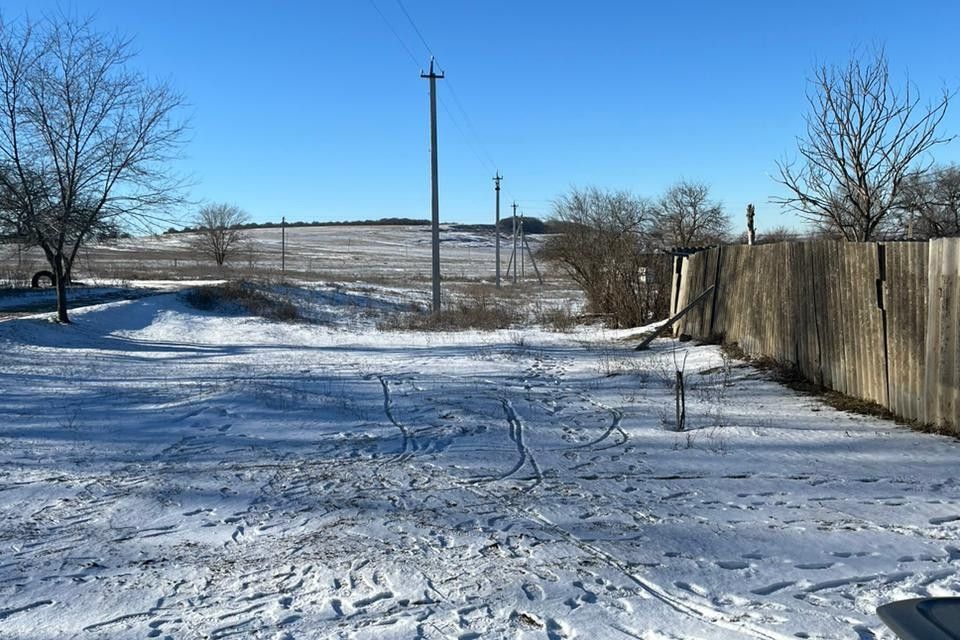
[369,0,536,213]
[394,0,436,60]
[367,0,421,69]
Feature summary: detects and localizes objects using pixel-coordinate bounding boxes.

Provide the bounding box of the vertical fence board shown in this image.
[940,238,952,426]
[863,244,887,405]
[885,242,928,422]
[924,241,943,424]
[717,246,731,339]
[811,242,831,389]
[916,243,928,421]
[670,256,683,317]
[832,242,851,397]
[916,242,931,421]
[800,242,822,383]
[944,239,959,428]
[695,249,713,335]
[860,244,876,400]
[924,239,960,431]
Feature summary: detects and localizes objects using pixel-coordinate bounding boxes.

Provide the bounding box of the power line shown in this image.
[445,80,499,173]
[437,96,495,175]
[368,0,420,69]
[395,0,436,60]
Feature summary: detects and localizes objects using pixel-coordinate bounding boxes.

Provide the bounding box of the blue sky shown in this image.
[3,1,960,231]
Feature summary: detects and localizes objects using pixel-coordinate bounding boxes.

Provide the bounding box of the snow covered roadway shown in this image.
[1,289,959,639]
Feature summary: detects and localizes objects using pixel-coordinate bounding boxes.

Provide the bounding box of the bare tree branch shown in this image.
[895,164,960,238]
[773,47,953,241]
[653,180,730,247]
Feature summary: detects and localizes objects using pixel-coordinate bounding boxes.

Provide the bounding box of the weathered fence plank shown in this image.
[885,242,928,422]
[925,238,960,430]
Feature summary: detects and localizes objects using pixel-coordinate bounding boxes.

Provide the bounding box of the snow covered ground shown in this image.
[1,285,959,639]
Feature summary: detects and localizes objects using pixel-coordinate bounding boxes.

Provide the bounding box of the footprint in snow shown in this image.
[674,581,708,597]
[750,581,795,596]
[521,583,544,601]
[716,560,749,570]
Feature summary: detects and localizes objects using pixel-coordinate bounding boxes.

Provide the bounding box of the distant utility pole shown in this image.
[281,216,286,272]
[511,201,518,284]
[522,226,543,285]
[421,57,444,314]
[520,211,525,280]
[494,172,502,288]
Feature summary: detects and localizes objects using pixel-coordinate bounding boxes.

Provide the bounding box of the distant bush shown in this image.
[540,187,672,328]
[536,303,576,332]
[379,286,521,331]
[183,281,301,322]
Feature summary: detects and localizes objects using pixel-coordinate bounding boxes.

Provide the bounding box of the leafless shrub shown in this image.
[183,280,301,322]
[539,187,670,327]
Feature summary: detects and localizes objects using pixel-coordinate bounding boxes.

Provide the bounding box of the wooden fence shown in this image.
[672,239,960,433]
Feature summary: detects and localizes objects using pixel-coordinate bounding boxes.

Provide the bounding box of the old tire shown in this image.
[31,270,55,288]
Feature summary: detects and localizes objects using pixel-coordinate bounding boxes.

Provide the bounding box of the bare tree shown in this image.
[654,180,730,247]
[0,14,186,322]
[895,165,960,238]
[773,48,952,241]
[540,187,668,327]
[192,203,249,267]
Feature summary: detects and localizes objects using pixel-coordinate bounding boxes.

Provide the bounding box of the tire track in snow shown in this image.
[378,375,413,458]
[494,398,542,488]
[566,395,626,451]
[514,347,628,453]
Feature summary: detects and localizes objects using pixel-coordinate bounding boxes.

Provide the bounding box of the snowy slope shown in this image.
[0,289,958,639]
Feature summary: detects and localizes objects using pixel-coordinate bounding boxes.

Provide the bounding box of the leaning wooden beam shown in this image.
[634,285,716,351]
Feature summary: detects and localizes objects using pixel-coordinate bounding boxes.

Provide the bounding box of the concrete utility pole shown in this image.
[494,172,502,288]
[421,57,444,314]
[511,201,518,284]
[281,216,286,272]
[520,211,525,280]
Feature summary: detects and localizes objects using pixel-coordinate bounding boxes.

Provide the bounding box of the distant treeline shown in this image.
[165,216,553,235]
[165,217,430,234]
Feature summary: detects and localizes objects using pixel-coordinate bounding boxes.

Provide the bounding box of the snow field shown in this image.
[0,225,556,289]
[0,287,958,639]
